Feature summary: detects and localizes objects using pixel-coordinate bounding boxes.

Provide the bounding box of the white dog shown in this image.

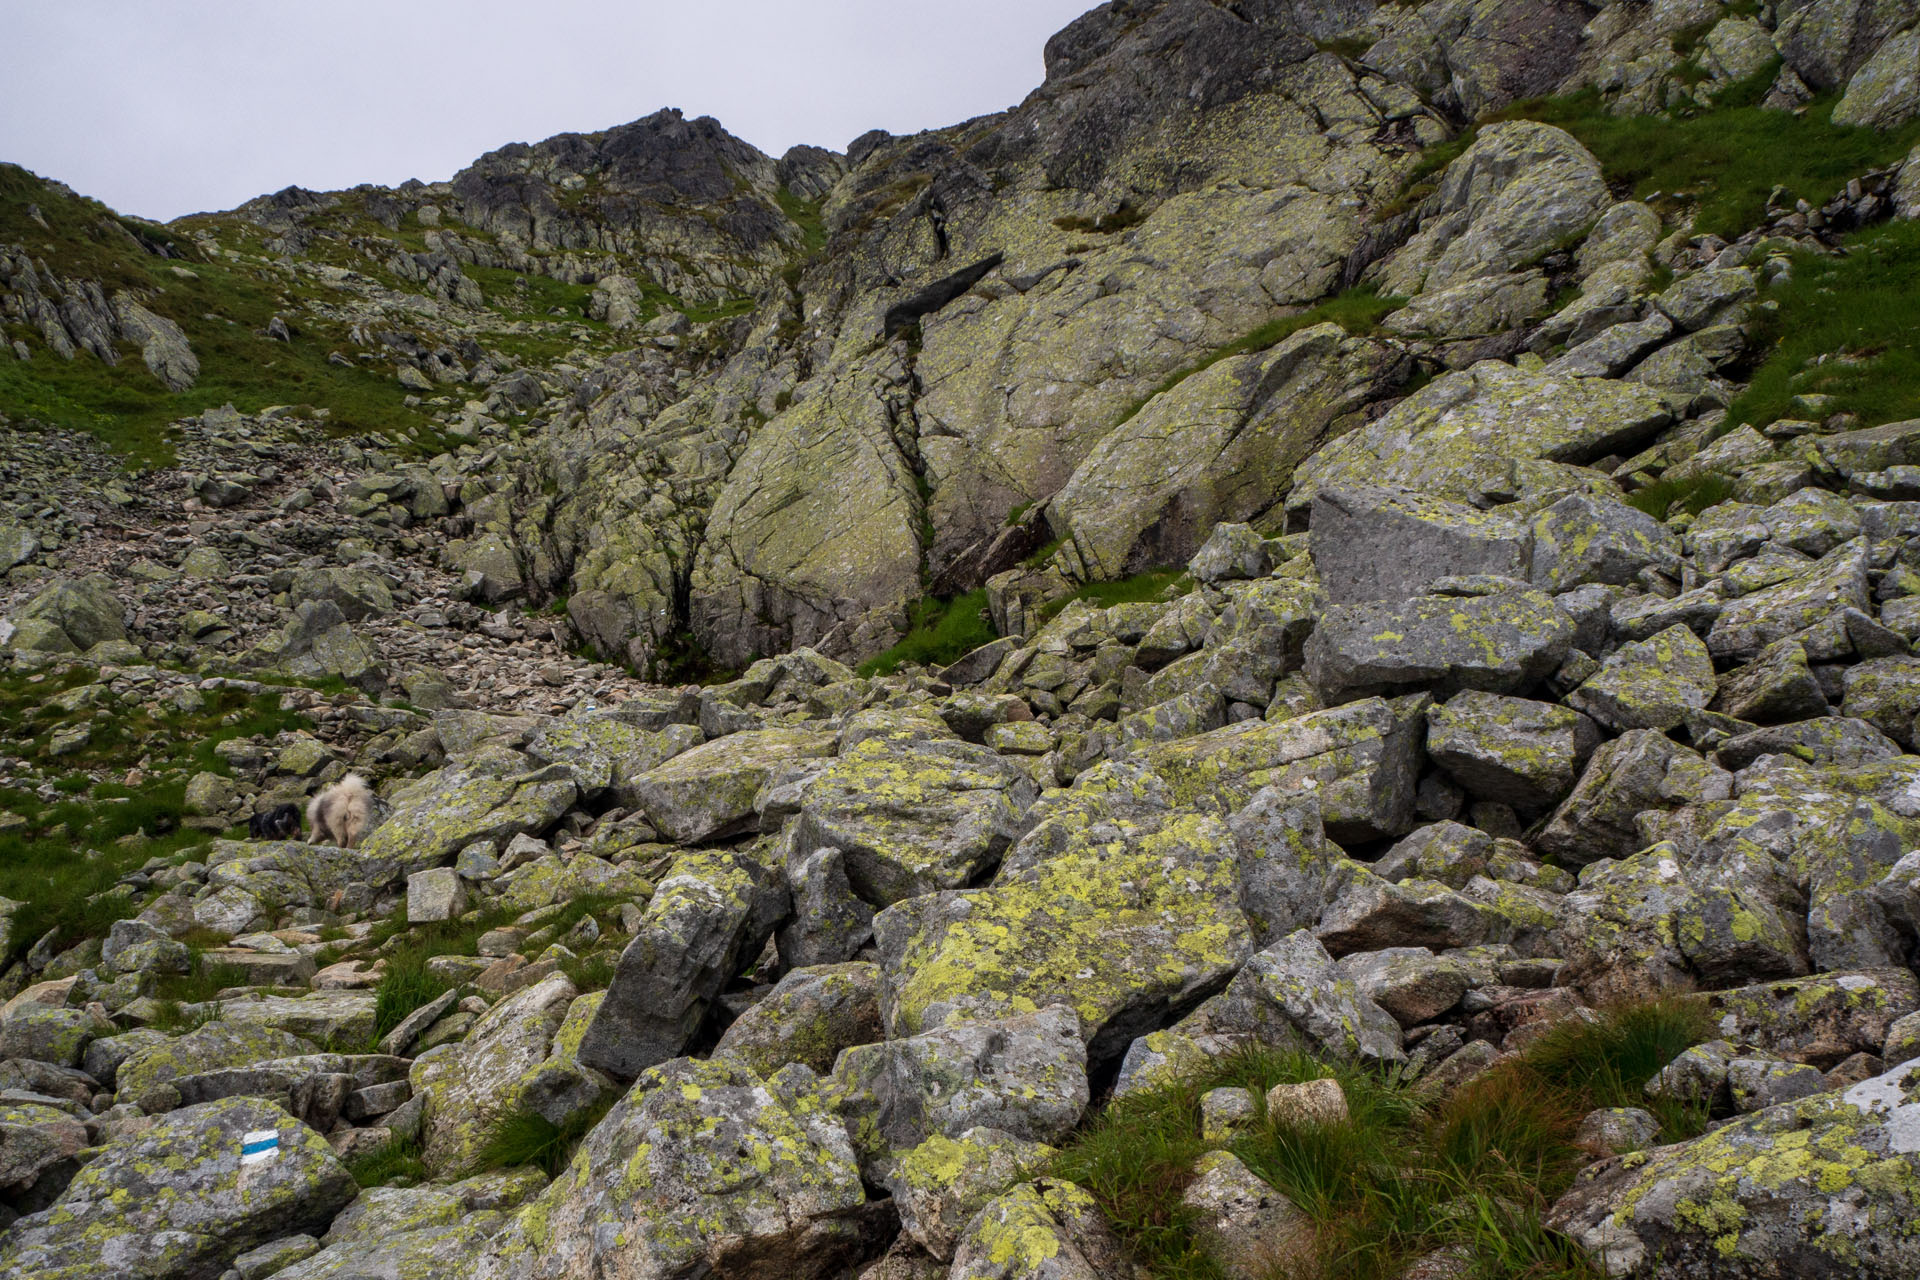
[307,773,375,849]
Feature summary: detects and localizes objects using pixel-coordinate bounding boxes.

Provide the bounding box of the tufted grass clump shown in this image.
[1726,216,1920,432]
[372,951,455,1041]
[474,1096,615,1178]
[856,589,997,677]
[1625,471,1735,521]
[347,1134,428,1188]
[1047,1001,1713,1279]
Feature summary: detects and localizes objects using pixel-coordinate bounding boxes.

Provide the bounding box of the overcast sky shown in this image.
[0,0,1096,223]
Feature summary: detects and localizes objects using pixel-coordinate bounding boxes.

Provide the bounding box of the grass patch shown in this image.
[473,1096,615,1177]
[1727,216,1920,431]
[856,589,998,677]
[559,950,617,992]
[152,953,253,1005]
[776,186,828,257]
[1049,999,1712,1279]
[347,1134,428,1188]
[372,950,454,1040]
[1035,570,1190,626]
[1624,471,1735,520]
[1116,284,1403,428]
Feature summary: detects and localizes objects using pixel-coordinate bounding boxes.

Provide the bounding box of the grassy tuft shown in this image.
[856,589,998,677]
[1727,217,1920,432]
[1036,570,1192,626]
[474,1097,615,1177]
[372,951,455,1040]
[347,1134,428,1188]
[1047,999,1713,1278]
[1624,472,1735,520]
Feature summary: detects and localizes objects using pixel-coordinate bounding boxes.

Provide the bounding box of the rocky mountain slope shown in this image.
[8,0,1920,1277]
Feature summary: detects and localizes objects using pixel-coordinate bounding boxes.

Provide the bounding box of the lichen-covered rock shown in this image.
[1310,486,1531,605]
[414,973,579,1173]
[117,1020,316,1112]
[947,1178,1133,1280]
[478,1056,871,1280]
[576,847,786,1079]
[1315,861,1510,957]
[1565,623,1717,733]
[1187,522,1274,584]
[1376,121,1610,296]
[1647,753,1920,971]
[1842,655,1920,749]
[275,1212,509,1280]
[777,846,878,968]
[1697,970,1920,1070]
[1425,690,1601,813]
[1529,493,1679,592]
[1304,590,1575,702]
[1712,638,1828,724]
[0,1002,107,1067]
[626,727,836,843]
[1052,325,1397,579]
[1332,946,1477,1027]
[0,1098,89,1194]
[524,710,702,800]
[874,810,1256,1066]
[885,1127,1056,1262]
[1535,731,1731,867]
[786,737,1038,907]
[1834,25,1920,128]
[0,1097,355,1280]
[1176,930,1405,1064]
[1553,841,1809,1003]
[1707,538,1871,662]
[714,960,883,1078]
[1148,696,1424,842]
[830,1005,1089,1170]
[1291,361,1669,512]
[1549,1057,1920,1278]
[357,760,577,870]
[17,573,127,650]
[1181,1148,1311,1280]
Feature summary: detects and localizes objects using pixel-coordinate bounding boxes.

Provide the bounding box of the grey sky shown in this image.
[0,0,1096,223]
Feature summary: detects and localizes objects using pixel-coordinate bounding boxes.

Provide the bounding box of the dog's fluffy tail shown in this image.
[309,773,376,848]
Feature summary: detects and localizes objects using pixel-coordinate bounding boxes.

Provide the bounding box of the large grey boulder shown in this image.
[1564,623,1717,733]
[1304,590,1575,702]
[576,848,786,1079]
[1291,362,1671,511]
[1535,731,1731,868]
[785,737,1038,907]
[1529,493,1679,591]
[875,809,1257,1067]
[1310,486,1531,605]
[478,1056,871,1280]
[1425,690,1601,813]
[1148,696,1425,842]
[1550,1057,1920,1278]
[829,1005,1089,1168]
[17,574,127,650]
[1375,121,1610,296]
[1175,930,1405,1064]
[948,1179,1132,1280]
[413,973,582,1174]
[626,727,836,843]
[0,1097,355,1280]
[714,961,884,1078]
[357,759,577,870]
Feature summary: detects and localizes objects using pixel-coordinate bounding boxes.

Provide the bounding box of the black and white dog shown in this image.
[248,803,302,841]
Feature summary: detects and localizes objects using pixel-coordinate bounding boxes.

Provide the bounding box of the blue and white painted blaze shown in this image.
[240,1129,281,1164]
